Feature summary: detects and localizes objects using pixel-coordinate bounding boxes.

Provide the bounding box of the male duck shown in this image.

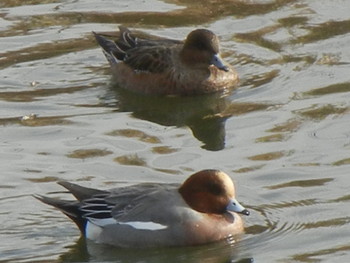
[93,27,239,95]
[36,170,249,247]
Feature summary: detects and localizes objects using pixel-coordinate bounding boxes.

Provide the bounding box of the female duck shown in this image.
[93,27,239,95]
[36,169,249,247]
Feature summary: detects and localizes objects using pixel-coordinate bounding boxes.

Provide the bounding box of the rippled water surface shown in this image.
[1,0,350,262]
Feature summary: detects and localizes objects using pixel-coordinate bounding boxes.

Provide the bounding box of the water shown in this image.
[1,0,350,262]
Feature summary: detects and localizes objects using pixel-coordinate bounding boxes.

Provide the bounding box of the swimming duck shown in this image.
[35,169,249,247]
[93,27,239,95]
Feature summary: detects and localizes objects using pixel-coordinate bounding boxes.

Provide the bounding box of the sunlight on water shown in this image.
[1,0,350,262]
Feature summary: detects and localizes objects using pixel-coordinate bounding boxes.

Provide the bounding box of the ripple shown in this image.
[66,148,113,159]
[1,0,350,262]
[240,198,324,251]
[296,104,347,121]
[303,82,350,97]
[266,178,333,189]
[106,128,161,144]
[308,121,350,140]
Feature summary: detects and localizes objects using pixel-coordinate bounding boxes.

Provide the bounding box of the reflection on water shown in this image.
[114,88,231,151]
[109,87,271,151]
[1,0,350,262]
[59,237,254,263]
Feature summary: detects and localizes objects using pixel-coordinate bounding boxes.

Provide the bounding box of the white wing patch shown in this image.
[85,218,168,240]
[118,221,168,230]
[86,217,167,239]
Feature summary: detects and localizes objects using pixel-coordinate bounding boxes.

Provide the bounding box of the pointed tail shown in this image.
[34,194,87,234]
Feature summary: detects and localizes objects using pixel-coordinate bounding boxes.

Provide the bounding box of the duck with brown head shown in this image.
[35,169,249,247]
[93,27,239,95]
[179,169,249,215]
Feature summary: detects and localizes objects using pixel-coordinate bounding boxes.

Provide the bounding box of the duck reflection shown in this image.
[59,237,254,263]
[109,87,232,151]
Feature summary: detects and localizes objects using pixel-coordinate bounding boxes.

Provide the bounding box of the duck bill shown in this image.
[226,198,250,216]
[210,54,229,72]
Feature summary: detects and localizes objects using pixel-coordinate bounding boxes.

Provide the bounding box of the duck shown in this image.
[35,169,249,248]
[93,27,239,95]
